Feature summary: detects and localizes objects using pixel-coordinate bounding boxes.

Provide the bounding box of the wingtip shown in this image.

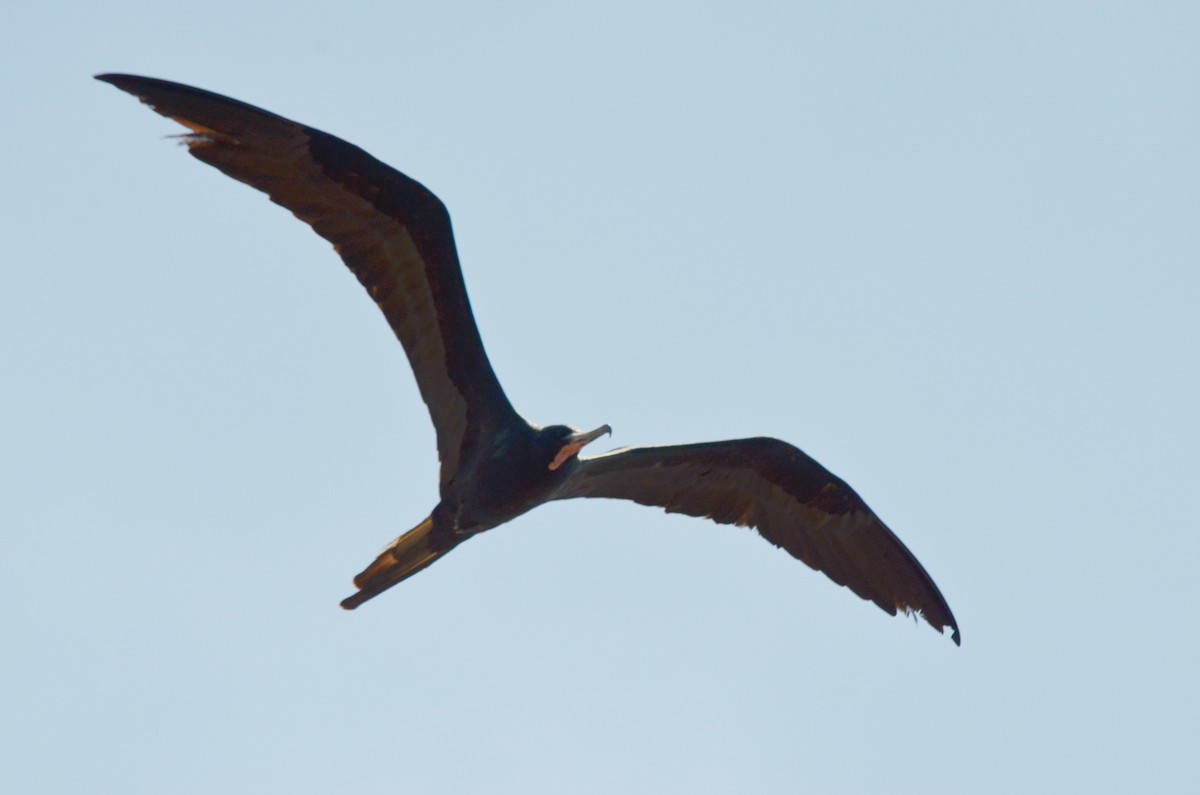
[94,73,167,106]
[94,73,140,90]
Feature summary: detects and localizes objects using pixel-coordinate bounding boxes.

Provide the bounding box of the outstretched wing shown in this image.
[98,74,520,485]
[559,437,960,644]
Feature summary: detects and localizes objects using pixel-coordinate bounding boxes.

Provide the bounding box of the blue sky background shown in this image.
[3,3,1198,792]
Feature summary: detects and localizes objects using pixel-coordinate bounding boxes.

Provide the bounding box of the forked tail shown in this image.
[340,515,457,610]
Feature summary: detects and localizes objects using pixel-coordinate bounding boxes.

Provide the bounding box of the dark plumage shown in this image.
[99,73,960,644]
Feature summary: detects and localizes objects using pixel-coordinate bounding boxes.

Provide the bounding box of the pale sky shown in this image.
[3,3,1198,793]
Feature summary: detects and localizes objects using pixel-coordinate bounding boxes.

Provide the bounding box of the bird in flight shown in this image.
[99,74,960,645]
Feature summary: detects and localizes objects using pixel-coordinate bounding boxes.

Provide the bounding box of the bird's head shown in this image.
[537,424,612,471]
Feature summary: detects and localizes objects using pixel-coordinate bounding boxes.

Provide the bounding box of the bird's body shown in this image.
[100,73,960,644]
[342,422,611,609]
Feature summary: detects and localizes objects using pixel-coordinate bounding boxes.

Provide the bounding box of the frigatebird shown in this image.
[99,73,960,645]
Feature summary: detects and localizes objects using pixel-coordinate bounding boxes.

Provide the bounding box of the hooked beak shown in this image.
[549,424,612,471]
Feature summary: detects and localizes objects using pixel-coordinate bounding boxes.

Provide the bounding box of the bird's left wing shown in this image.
[97,74,519,485]
[558,437,960,644]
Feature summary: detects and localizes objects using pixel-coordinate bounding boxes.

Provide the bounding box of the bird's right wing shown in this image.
[97,74,520,486]
[559,437,959,644]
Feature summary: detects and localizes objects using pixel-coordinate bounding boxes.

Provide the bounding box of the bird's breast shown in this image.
[443,447,566,534]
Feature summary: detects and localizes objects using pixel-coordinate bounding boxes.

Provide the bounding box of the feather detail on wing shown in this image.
[560,437,960,644]
[96,74,518,485]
